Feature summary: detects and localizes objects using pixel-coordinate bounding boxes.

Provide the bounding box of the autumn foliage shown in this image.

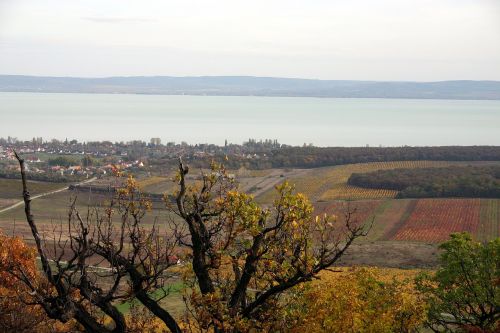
[0,231,75,332]
[281,267,427,333]
[165,160,369,332]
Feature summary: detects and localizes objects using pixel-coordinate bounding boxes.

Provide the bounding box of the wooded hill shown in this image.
[2,75,500,99]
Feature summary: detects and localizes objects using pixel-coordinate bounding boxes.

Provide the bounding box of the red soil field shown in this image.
[316,200,383,229]
[391,199,481,242]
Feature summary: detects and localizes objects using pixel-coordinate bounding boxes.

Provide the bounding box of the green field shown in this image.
[115,281,185,316]
[0,178,65,199]
[0,178,67,210]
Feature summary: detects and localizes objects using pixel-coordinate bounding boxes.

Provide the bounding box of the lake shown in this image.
[1,92,499,146]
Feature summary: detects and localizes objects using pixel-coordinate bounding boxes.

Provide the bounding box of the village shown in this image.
[0,136,285,180]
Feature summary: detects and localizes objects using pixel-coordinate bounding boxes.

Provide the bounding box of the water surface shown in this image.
[1,92,499,146]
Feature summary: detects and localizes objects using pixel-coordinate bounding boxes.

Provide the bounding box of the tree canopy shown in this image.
[416,233,500,332]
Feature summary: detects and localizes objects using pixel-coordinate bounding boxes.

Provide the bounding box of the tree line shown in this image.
[48,155,97,167]
[203,146,500,170]
[348,165,500,198]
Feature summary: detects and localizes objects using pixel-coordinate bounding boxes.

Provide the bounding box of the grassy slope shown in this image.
[0,178,65,199]
[0,178,67,210]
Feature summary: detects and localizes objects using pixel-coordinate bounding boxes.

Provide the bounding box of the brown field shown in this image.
[133,168,302,197]
[237,168,309,198]
[336,241,439,268]
[137,176,174,194]
[0,198,19,209]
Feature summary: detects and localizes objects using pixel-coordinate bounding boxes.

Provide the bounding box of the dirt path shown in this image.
[0,177,97,215]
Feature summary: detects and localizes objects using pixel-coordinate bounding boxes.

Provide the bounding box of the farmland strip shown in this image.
[381,199,417,241]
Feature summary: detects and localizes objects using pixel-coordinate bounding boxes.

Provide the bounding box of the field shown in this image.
[391,199,481,242]
[137,176,173,194]
[478,199,500,242]
[237,168,309,197]
[315,200,384,231]
[0,178,66,209]
[0,188,179,240]
[255,160,489,203]
[317,198,499,243]
[133,168,306,197]
[0,160,499,270]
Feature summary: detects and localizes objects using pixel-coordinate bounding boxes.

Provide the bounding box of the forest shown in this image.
[348,165,500,198]
[205,146,500,170]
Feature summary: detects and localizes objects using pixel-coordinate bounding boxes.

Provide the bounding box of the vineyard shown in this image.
[248,160,500,243]
[478,199,500,242]
[257,160,467,203]
[320,184,398,201]
[369,200,416,241]
[315,200,384,233]
[314,198,500,243]
[391,199,481,242]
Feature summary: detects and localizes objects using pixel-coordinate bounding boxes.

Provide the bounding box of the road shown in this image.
[0,177,97,215]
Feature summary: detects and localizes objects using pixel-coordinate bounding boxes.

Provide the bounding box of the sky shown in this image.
[0,0,499,81]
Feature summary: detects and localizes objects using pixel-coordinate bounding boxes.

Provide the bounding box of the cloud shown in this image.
[82,17,156,24]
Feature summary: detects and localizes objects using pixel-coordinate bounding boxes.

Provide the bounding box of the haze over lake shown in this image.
[1,92,499,147]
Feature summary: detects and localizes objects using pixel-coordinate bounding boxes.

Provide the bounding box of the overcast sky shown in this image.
[0,0,499,81]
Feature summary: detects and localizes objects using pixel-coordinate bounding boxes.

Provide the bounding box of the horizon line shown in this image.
[1,74,499,83]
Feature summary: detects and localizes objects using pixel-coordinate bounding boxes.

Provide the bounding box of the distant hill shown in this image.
[0,75,499,99]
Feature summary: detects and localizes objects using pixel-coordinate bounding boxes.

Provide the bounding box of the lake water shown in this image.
[1,92,499,146]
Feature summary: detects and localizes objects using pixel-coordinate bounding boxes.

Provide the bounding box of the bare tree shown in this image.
[11,152,181,333]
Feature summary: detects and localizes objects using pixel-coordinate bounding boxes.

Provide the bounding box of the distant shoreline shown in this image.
[3,90,500,101]
[1,75,499,100]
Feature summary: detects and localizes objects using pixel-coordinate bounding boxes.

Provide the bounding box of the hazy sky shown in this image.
[0,0,499,81]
